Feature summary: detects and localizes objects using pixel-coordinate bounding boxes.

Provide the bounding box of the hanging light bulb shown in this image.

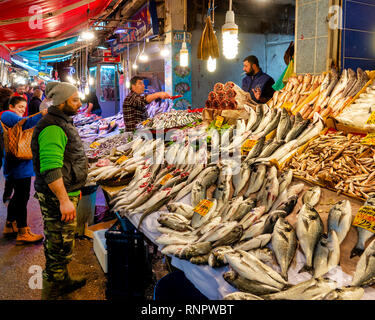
[132,63,138,70]
[222,0,239,60]
[81,30,95,41]
[139,52,148,62]
[179,33,189,67]
[207,56,217,72]
[78,91,85,100]
[160,47,170,57]
[85,85,90,95]
[89,77,94,85]
[125,78,130,88]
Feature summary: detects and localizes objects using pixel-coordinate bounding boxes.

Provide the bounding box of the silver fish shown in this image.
[284,119,310,142]
[272,218,297,281]
[155,233,198,246]
[313,230,340,278]
[198,221,238,242]
[178,241,212,259]
[208,246,234,267]
[225,250,288,290]
[223,271,280,296]
[261,277,337,300]
[249,104,264,132]
[244,136,266,163]
[352,238,375,287]
[322,287,364,300]
[191,166,220,207]
[190,253,210,265]
[222,197,244,222]
[157,213,194,232]
[278,169,293,195]
[327,200,352,245]
[161,244,187,256]
[248,247,274,264]
[245,164,267,196]
[238,206,267,230]
[230,198,257,222]
[276,108,292,141]
[257,166,279,212]
[213,166,233,210]
[213,225,243,248]
[235,233,272,251]
[296,204,324,274]
[302,186,321,207]
[232,162,251,197]
[223,291,264,300]
[166,202,194,219]
[240,214,269,241]
[257,140,285,159]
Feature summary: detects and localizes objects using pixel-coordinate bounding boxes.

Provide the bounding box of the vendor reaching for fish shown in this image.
[242,55,275,103]
[122,76,171,132]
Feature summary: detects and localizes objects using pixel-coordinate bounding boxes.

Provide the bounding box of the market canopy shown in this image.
[0,0,112,54]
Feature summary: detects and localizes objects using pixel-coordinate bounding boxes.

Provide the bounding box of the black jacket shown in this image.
[28,97,42,115]
[31,106,88,195]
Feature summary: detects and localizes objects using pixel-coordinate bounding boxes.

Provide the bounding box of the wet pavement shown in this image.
[0,173,168,300]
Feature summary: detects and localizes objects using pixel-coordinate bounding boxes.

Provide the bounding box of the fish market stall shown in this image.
[82,74,375,300]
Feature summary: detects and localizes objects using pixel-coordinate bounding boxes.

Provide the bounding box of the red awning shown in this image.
[0,0,112,53]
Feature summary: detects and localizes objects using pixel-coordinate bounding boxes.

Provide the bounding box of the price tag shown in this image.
[110,120,116,127]
[160,173,174,186]
[241,139,257,153]
[116,155,129,164]
[366,111,375,125]
[361,133,375,145]
[142,119,150,126]
[193,199,214,217]
[352,205,375,233]
[215,116,224,128]
[89,142,101,149]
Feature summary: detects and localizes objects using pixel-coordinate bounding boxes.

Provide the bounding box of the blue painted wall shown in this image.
[342,0,375,70]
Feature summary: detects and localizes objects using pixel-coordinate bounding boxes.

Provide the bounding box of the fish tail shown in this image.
[350,247,364,259]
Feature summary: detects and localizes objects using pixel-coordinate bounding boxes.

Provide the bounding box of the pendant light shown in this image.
[207,0,217,72]
[179,0,189,67]
[139,38,149,62]
[222,0,239,60]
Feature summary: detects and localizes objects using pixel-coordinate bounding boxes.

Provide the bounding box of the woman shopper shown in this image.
[28,88,43,115]
[1,96,47,244]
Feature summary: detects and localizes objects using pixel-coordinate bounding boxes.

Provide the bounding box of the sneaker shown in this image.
[3,221,18,237]
[16,227,44,245]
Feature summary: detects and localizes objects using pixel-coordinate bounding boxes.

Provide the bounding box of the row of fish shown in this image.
[140,110,202,130]
[336,78,375,130]
[286,131,375,200]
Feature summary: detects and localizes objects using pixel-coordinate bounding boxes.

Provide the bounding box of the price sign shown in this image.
[241,139,257,154]
[282,102,294,112]
[215,116,224,128]
[366,111,375,125]
[361,133,375,146]
[110,120,116,127]
[116,155,129,164]
[160,173,174,186]
[142,119,151,126]
[90,142,101,149]
[352,205,375,233]
[193,199,214,217]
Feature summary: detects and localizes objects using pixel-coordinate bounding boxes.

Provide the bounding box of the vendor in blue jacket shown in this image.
[1,96,48,244]
[242,55,275,104]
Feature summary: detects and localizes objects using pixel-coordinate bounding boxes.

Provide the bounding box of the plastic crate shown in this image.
[93,229,108,273]
[105,214,153,300]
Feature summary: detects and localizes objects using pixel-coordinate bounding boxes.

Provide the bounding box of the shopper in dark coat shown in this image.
[28,89,43,115]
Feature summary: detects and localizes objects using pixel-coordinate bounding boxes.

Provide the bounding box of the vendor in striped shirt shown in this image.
[122,76,171,132]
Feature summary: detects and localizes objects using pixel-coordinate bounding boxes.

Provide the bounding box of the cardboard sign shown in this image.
[142,119,151,126]
[90,142,101,149]
[215,116,224,128]
[352,205,375,233]
[366,111,375,125]
[282,102,294,112]
[116,155,129,164]
[160,173,174,186]
[241,139,257,153]
[361,133,375,146]
[193,199,214,217]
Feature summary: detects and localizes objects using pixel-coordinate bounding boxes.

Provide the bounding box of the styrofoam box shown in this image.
[93,229,108,273]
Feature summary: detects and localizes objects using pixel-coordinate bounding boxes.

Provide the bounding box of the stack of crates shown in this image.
[105,214,153,300]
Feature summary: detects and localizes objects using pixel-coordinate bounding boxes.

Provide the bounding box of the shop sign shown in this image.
[352,205,375,233]
[102,50,120,63]
[193,199,214,217]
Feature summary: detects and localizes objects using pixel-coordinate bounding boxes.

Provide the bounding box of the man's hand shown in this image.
[158,92,171,100]
[252,87,262,101]
[60,199,76,222]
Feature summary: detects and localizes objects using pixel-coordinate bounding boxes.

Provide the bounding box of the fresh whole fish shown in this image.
[261,277,337,300]
[248,247,274,264]
[238,206,266,230]
[198,221,238,242]
[191,166,220,207]
[161,244,187,256]
[249,104,264,132]
[223,291,264,300]
[240,214,269,241]
[235,233,272,251]
[208,246,234,267]
[322,287,364,300]
[245,164,267,196]
[302,186,321,207]
[284,119,310,142]
[276,108,292,141]
[352,238,375,287]
[244,136,266,163]
[223,271,280,296]
[272,218,297,281]
[191,198,218,229]
[278,169,293,195]
[257,166,279,212]
[178,241,212,259]
[232,162,251,197]
[296,204,324,274]
[327,200,352,245]
[166,202,194,219]
[157,213,194,232]
[313,230,340,278]
[230,198,257,222]
[155,233,198,246]
[212,225,243,247]
[224,250,288,290]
